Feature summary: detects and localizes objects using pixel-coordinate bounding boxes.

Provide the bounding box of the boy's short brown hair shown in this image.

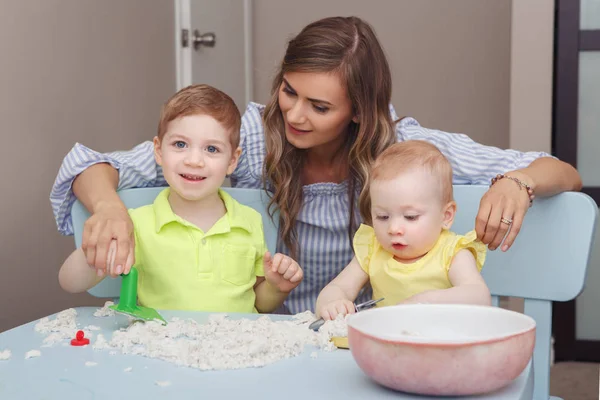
[371,140,454,204]
[157,84,241,148]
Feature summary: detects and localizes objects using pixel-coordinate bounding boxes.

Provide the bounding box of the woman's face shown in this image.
[277,71,357,152]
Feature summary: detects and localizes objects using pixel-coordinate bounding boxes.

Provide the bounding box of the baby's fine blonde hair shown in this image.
[363,141,454,223]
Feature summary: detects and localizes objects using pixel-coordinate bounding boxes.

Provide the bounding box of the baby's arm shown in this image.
[316,257,370,319]
[58,248,105,293]
[401,250,491,306]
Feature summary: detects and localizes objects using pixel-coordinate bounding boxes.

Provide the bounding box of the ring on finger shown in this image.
[500,217,513,225]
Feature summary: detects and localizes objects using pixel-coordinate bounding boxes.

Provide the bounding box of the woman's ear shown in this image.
[442,201,457,230]
[352,114,359,123]
[153,136,163,166]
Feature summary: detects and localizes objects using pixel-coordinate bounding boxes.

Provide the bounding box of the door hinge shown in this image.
[181,29,189,48]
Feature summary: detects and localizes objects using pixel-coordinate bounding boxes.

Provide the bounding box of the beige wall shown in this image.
[509,0,554,153]
[253,0,512,148]
[0,1,175,332]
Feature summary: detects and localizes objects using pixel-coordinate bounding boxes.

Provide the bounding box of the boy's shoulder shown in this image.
[127,203,156,218]
[127,204,157,230]
[226,196,263,227]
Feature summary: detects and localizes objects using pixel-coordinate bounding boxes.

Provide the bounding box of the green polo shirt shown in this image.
[129,188,266,313]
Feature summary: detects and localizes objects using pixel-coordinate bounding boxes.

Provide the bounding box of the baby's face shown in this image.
[370,168,451,263]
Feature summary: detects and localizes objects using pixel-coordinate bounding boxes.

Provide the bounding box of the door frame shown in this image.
[174,0,254,105]
[552,0,600,362]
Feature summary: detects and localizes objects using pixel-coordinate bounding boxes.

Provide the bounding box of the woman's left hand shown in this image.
[475,173,532,251]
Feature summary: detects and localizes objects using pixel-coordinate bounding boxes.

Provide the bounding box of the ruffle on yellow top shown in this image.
[441,229,486,272]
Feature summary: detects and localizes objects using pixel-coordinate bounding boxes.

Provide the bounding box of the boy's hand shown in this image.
[318,300,356,321]
[263,252,303,293]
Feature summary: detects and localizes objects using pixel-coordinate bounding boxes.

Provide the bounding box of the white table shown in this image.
[0,307,533,399]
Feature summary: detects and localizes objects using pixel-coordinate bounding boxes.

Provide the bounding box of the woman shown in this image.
[51,16,581,313]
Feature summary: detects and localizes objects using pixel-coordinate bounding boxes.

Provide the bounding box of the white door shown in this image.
[176,0,251,111]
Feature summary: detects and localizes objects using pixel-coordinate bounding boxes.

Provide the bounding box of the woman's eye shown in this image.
[282,86,296,96]
[313,105,329,114]
[174,141,186,149]
[207,145,219,153]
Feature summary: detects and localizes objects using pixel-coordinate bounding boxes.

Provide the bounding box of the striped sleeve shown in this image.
[395,116,555,184]
[230,102,266,189]
[50,141,165,235]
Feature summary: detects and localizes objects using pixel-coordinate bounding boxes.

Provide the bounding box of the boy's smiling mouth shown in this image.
[180,173,206,182]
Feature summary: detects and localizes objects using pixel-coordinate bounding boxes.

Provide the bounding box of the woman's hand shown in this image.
[82,201,135,275]
[475,173,532,252]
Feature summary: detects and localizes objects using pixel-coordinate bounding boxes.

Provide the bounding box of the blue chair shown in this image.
[450,186,597,400]
[71,185,597,400]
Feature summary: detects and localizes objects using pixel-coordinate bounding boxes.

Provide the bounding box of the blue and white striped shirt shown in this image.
[50,102,551,313]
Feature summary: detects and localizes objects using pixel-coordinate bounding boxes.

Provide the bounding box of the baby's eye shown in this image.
[375,215,389,221]
[173,141,187,149]
[206,145,219,153]
[404,215,419,221]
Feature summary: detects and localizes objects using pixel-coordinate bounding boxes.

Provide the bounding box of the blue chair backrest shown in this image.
[71,185,598,400]
[451,186,597,400]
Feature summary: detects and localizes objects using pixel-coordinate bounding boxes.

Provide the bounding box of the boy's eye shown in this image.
[174,141,186,149]
[375,215,389,221]
[206,145,219,153]
[404,215,419,221]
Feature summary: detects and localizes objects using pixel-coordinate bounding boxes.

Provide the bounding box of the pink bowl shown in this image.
[347,304,536,396]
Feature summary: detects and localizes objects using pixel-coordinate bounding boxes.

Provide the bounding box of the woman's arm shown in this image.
[72,163,120,214]
[73,163,134,274]
[477,157,581,251]
[397,119,582,251]
[505,156,582,196]
[50,141,161,272]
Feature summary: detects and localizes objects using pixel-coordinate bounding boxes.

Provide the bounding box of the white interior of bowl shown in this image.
[347,304,536,344]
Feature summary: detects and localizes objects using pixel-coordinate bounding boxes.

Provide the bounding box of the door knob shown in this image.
[193,30,216,50]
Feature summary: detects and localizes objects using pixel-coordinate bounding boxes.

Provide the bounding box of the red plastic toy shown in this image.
[70,330,90,346]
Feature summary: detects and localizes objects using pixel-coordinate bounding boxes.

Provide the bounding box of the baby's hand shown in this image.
[263,252,303,293]
[318,300,356,321]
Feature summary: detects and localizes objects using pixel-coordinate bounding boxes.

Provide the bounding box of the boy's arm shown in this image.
[254,252,303,313]
[401,250,491,306]
[58,248,105,293]
[254,277,288,313]
[315,257,370,317]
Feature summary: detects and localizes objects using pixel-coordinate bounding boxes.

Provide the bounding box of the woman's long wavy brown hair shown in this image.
[263,16,396,258]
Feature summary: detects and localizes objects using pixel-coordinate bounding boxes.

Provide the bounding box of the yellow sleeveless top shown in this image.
[354,224,486,307]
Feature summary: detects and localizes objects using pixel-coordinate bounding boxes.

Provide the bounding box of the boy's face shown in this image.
[153,114,241,202]
[370,168,455,263]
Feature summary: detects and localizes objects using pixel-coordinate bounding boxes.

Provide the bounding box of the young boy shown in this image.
[316,141,490,320]
[59,84,303,314]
